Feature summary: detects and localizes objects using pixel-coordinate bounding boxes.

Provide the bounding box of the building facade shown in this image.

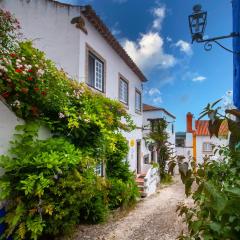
[176,112,229,165]
[142,104,176,167]
[0,0,150,173]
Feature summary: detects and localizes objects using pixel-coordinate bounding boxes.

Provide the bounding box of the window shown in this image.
[135,89,142,112]
[95,163,103,176]
[144,154,150,164]
[88,52,104,92]
[203,142,213,152]
[119,77,128,105]
[172,123,174,134]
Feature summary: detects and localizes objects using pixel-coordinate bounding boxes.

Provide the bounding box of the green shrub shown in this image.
[0,8,139,240]
[0,123,108,239]
[106,134,139,210]
[108,178,139,210]
[178,101,240,240]
[106,134,132,182]
[161,173,173,184]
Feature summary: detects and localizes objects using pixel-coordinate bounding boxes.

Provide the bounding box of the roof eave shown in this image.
[80,5,148,83]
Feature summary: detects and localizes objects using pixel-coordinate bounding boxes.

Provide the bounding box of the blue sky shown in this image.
[58,0,233,131]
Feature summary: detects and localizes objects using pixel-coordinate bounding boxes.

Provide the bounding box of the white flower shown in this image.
[58,112,65,119]
[21,57,25,61]
[35,64,39,68]
[0,65,8,72]
[16,59,21,63]
[84,118,90,123]
[16,64,22,69]
[37,69,44,77]
[12,100,21,108]
[22,71,27,75]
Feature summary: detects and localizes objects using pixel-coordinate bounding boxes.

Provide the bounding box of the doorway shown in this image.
[136,140,141,174]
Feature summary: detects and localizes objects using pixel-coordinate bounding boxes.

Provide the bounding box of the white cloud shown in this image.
[123,32,176,71]
[192,76,206,82]
[152,6,166,31]
[153,96,163,104]
[175,40,193,56]
[166,36,172,42]
[111,22,121,36]
[149,88,161,96]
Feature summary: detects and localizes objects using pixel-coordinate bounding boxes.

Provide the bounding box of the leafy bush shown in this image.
[178,101,240,240]
[106,134,139,209]
[0,9,140,240]
[108,178,139,210]
[0,123,109,239]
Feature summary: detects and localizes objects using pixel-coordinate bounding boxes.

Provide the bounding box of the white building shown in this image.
[0,0,151,174]
[176,112,229,165]
[142,104,176,165]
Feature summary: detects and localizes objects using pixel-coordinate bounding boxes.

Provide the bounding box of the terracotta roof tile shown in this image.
[195,120,229,136]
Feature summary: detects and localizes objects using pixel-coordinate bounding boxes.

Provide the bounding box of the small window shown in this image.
[88,52,104,92]
[203,142,212,152]
[144,154,150,164]
[95,163,103,176]
[135,90,142,112]
[119,78,128,105]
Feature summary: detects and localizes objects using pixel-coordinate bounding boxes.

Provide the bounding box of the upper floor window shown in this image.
[119,77,128,105]
[88,52,104,92]
[203,142,213,152]
[135,89,142,112]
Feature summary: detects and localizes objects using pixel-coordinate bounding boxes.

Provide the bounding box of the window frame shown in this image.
[118,74,129,106]
[95,163,103,177]
[202,142,213,153]
[143,154,150,164]
[135,88,142,113]
[86,44,106,93]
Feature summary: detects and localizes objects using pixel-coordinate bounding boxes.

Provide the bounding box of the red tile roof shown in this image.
[195,120,228,136]
[143,104,176,119]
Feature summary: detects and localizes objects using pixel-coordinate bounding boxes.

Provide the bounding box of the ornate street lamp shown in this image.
[189,4,240,54]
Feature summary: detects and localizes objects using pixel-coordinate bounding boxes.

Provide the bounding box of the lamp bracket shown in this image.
[196,32,240,54]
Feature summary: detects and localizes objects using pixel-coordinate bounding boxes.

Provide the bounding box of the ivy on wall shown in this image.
[0,8,139,240]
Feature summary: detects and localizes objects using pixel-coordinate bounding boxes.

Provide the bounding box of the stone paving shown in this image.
[68,176,189,240]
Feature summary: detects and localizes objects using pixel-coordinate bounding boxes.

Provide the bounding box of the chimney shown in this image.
[186,112,193,133]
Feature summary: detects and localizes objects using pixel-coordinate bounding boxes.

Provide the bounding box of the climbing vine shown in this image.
[0,8,139,240]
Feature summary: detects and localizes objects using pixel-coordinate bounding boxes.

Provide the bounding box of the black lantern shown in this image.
[188,4,207,43]
[188,4,240,54]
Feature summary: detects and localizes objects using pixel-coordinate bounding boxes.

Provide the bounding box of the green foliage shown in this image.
[106,134,140,209]
[107,178,139,210]
[178,101,240,240]
[0,123,109,239]
[160,173,173,184]
[0,9,20,53]
[0,9,140,240]
[145,119,174,178]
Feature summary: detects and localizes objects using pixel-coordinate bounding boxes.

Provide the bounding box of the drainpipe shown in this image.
[233,0,240,109]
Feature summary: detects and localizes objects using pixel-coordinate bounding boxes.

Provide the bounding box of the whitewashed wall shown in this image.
[143,110,176,154]
[0,101,23,156]
[0,100,51,158]
[79,14,145,172]
[0,0,81,80]
[175,146,193,161]
[195,135,228,164]
[0,0,146,173]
